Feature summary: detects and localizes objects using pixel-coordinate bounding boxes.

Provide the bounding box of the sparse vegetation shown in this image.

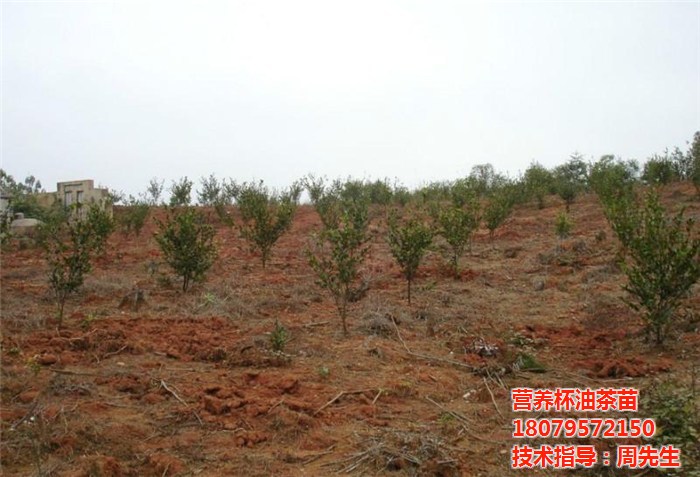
[4,146,700,475]
[154,207,217,292]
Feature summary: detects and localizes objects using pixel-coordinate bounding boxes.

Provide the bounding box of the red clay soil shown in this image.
[1,184,699,476]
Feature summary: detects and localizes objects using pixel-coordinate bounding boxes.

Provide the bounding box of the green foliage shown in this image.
[169,176,193,206]
[468,163,508,197]
[0,169,45,220]
[553,154,589,211]
[39,212,95,326]
[154,207,217,292]
[483,188,514,241]
[308,198,370,335]
[433,190,480,276]
[554,210,572,240]
[304,176,345,229]
[119,196,150,236]
[523,162,554,209]
[589,155,639,207]
[387,210,434,304]
[515,352,547,373]
[269,320,290,353]
[644,380,699,475]
[198,174,235,225]
[146,177,164,206]
[84,202,114,255]
[197,173,223,205]
[690,131,700,195]
[233,180,300,268]
[642,154,679,185]
[611,190,700,344]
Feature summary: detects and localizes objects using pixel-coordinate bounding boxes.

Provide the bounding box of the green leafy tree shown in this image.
[387,211,434,304]
[0,170,46,219]
[308,199,370,335]
[197,173,223,205]
[233,181,300,268]
[610,190,700,344]
[553,153,589,211]
[523,162,554,209]
[154,207,217,292]
[119,196,150,236]
[688,131,700,196]
[642,154,678,185]
[198,174,235,225]
[589,155,639,207]
[39,210,96,326]
[146,177,164,206]
[83,202,114,255]
[169,177,193,206]
[304,175,339,228]
[433,187,480,276]
[468,163,509,197]
[483,188,514,241]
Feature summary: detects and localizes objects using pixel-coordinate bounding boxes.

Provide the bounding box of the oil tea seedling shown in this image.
[39,212,95,326]
[84,202,114,255]
[483,190,514,242]
[154,207,217,292]
[269,320,290,353]
[308,198,370,336]
[554,210,572,240]
[433,195,480,276]
[616,190,700,344]
[119,196,150,236]
[233,180,300,268]
[387,210,434,304]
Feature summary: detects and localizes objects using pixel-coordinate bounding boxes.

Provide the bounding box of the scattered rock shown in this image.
[504,246,521,259]
[17,390,39,403]
[37,354,58,365]
[147,453,184,476]
[532,278,546,291]
[203,395,231,415]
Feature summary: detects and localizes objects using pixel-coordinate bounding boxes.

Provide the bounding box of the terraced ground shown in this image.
[1,183,698,476]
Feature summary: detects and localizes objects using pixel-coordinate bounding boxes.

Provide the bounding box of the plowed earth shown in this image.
[1,184,698,476]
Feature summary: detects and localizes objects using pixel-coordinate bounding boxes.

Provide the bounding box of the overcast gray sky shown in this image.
[2,1,699,197]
